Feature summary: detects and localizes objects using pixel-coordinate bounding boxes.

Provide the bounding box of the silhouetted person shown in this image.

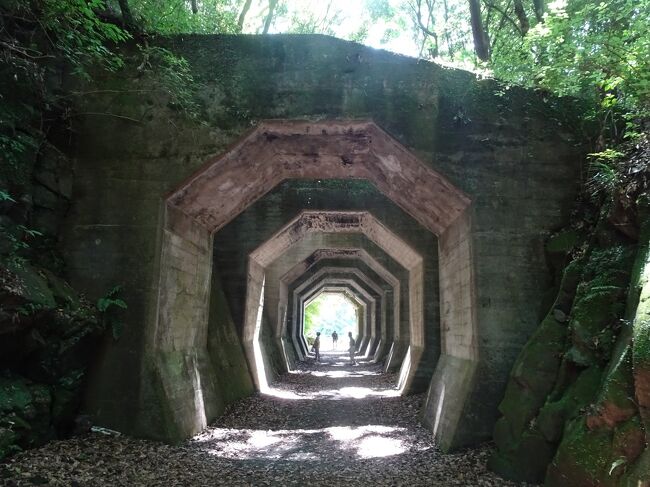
[313,332,321,362]
[348,332,356,365]
[332,331,338,350]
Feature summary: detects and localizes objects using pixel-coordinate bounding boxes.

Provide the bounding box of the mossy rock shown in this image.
[488,428,557,483]
[612,415,645,465]
[570,285,626,364]
[498,313,566,438]
[580,246,636,290]
[4,261,56,310]
[491,262,584,482]
[546,417,615,487]
[0,427,19,460]
[537,400,567,443]
[546,230,579,254]
[538,366,603,443]
[586,346,637,430]
[621,444,650,486]
[630,232,650,432]
[493,417,514,452]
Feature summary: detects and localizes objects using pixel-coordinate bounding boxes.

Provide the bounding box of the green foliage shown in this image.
[130,0,240,34]
[135,44,201,119]
[304,293,358,340]
[41,0,130,78]
[489,0,650,140]
[586,159,621,200]
[0,219,44,268]
[97,285,127,340]
[1,0,130,77]
[0,191,15,203]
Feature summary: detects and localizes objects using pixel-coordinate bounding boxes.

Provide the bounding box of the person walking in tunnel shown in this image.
[348,332,357,365]
[313,332,321,362]
[331,331,338,350]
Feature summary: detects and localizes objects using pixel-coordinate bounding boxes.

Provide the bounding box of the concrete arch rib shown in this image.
[167,120,469,235]
[155,120,477,451]
[279,249,400,365]
[245,211,423,395]
[291,268,386,362]
[299,282,372,359]
[299,281,379,360]
[288,276,377,363]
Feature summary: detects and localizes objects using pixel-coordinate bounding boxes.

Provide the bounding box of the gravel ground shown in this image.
[0,351,534,486]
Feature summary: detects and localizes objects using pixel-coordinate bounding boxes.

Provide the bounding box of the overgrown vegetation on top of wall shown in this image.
[490,134,650,485]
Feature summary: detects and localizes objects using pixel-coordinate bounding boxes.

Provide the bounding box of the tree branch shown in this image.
[238,0,253,30]
[262,0,279,34]
[513,0,529,34]
[533,0,544,22]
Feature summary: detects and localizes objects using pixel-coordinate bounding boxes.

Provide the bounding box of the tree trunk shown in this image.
[468,0,490,60]
[533,0,544,22]
[513,0,529,34]
[238,0,253,30]
[191,0,198,14]
[117,0,135,28]
[262,0,279,34]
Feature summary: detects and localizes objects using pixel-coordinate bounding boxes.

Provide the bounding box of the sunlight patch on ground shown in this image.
[357,436,406,458]
[261,385,399,400]
[193,425,419,461]
[310,370,380,378]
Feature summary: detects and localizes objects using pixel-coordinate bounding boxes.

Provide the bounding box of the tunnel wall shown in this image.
[62,34,583,444]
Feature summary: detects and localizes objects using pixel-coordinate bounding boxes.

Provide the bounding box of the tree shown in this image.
[238,0,253,30]
[468,0,489,60]
[262,0,279,34]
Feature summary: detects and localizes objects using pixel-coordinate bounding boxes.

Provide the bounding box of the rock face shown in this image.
[491,188,650,484]
[0,259,106,459]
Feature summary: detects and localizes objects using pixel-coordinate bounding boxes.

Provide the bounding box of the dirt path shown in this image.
[1,351,533,486]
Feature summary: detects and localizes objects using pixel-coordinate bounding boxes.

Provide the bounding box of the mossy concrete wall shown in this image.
[62,35,583,444]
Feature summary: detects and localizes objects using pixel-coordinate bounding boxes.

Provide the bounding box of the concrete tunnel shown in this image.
[64,37,582,454]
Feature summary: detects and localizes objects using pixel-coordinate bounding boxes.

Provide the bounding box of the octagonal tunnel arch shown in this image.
[260,233,413,371]
[285,275,379,365]
[299,281,383,361]
[245,211,423,393]
[290,268,387,364]
[276,248,401,368]
[279,249,401,368]
[301,286,365,356]
[302,287,369,357]
[153,120,475,450]
[283,277,377,366]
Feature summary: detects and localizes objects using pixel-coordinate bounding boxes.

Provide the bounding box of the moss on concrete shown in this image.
[207,268,254,408]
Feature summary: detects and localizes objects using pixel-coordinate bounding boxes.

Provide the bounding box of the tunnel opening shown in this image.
[303,291,360,351]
